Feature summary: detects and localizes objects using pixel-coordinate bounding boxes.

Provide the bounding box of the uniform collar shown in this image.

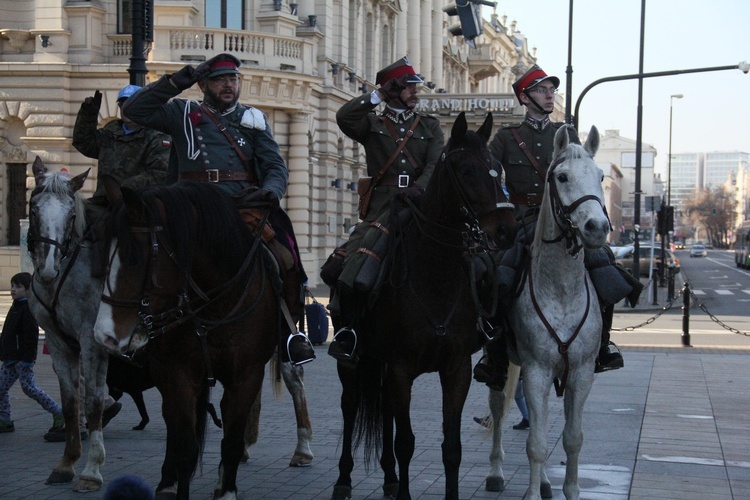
[382,106,415,124]
[524,114,550,132]
[203,102,238,116]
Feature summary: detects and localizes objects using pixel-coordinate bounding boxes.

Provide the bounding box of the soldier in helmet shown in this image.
[473,65,642,388]
[122,53,315,366]
[327,56,445,365]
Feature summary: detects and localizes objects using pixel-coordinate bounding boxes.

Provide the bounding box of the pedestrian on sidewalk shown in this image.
[0,273,64,435]
[512,371,529,430]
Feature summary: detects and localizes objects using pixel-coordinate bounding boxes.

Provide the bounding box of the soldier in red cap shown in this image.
[471,65,642,390]
[122,53,315,366]
[326,56,445,365]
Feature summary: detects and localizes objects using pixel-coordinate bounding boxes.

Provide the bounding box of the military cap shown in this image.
[375,56,424,86]
[512,64,560,101]
[200,53,241,79]
[117,84,142,102]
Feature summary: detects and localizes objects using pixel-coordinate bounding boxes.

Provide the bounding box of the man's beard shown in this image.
[203,87,239,112]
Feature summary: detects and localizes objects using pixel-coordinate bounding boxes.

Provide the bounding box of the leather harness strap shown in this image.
[510,128,548,180]
[200,103,258,183]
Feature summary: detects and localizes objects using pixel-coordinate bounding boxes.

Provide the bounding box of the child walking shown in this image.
[0,273,64,435]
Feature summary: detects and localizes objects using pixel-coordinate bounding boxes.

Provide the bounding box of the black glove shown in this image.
[397,184,425,204]
[169,65,200,90]
[379,75,409,101]
[80,90,102,115]
[256,188,280,209]
[193,60,213,81]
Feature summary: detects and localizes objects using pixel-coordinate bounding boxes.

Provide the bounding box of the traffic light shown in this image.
[443,0,483,47]
[666,206,674,233]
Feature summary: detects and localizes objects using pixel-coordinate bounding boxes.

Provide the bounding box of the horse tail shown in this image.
[352,354,384,467]
[503,362,521,419]
[269,351,284,398]
[192,384,211,478]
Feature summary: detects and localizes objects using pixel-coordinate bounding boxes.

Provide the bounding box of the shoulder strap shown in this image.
[201,104,257,181]
[381,116,421,174]
[510,127,547,180]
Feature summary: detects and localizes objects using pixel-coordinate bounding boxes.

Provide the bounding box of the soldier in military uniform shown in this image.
[327,56,445,364]
[473,65,642,387]
[73,84,170,222]
[121,53,315,366]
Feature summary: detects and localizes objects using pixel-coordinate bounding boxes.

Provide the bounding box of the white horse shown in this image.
[487,125,609,499]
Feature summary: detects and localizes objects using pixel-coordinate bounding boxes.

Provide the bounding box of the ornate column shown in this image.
[407,0,420,63]
[420,0,432,79]
[286,111,312,249]
[431,0,443,87]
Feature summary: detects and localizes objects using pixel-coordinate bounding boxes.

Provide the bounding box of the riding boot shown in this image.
[327,287,359,368]
[473,332,509,390]
[595,302,623,373]
[278,262,315,366]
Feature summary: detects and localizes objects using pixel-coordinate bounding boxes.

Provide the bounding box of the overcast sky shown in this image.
[483,0,750,178]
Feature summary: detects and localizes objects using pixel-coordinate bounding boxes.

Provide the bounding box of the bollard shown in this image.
[681,281,691,347]
[651,271,659,306]
[667,265,675,301]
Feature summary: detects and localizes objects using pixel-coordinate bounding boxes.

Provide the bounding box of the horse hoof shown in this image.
[289,451,313,467]
[485,476,505,492]
[73,477,103,492]
[382,482,399,498]
[331,484,352,500]
[45,469,75,485]
[540,482,553,498]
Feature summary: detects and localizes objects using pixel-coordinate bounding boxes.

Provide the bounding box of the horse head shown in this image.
[27,157,89,283]
[537,124,610,254]
[424,112,517,250]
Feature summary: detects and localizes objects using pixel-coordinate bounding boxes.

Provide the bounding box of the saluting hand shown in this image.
[81,90,102,115]
[169,65,200,91]
[379,75,409,101]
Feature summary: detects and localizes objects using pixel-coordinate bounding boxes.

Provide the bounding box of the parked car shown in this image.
[614,245,681,277]
[690,244,708,258]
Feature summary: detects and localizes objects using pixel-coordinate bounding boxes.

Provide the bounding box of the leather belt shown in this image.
[509,193,544,206]
[179,169,254,183]
[379,173,414,188]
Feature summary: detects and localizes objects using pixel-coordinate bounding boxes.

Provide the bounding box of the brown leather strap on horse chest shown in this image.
[527,260,591,397]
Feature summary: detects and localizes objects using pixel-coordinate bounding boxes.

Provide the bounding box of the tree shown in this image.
[684,186,736,248]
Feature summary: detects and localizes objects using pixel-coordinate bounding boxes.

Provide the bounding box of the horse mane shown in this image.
[531,141,592,260]
[113,182,256,276]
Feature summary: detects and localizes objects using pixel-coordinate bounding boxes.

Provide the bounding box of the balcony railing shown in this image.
[109,26,314,75]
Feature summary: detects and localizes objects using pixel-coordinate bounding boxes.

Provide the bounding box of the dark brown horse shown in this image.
[93,182,279,499]
[331,112,517,500]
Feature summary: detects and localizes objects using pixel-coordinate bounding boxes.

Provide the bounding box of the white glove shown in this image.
[240,107,266,130]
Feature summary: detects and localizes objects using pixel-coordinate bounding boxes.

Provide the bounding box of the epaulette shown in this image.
[501,122,523,129]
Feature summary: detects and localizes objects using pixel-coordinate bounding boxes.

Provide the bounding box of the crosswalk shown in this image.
[690,289,750,296]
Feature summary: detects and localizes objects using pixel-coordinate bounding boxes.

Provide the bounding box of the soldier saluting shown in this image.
[122,53,315,366]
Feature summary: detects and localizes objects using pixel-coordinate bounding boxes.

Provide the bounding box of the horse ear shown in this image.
[451,112,468,142]
[553,124,571,158]
[477,112,493,143]
[68,169,90,193]
[584,125,600,157]
[101,174,123,206]
[32,156,47,186]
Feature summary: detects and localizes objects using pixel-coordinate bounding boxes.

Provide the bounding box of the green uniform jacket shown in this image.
[72,106,170,205]
[489,120,563,213]
[336,94,444,219]
[122,76,288,200]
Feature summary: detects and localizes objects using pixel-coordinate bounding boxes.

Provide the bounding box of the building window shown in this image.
[206,0,245,30]
[119,0,133,34]
[5,163,26,246]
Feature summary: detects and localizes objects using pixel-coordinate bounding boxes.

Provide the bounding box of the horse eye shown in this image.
[557,173,568,183]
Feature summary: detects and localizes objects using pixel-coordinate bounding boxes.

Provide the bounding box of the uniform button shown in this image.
[400,128,405,132]
[359,100,366,104]
[536,143,541,147]
[198,136,203,140]
[536,156,540,159]
[201,144,206,148]
[202,152,208,157]
[534,183,539,187]
[401,159,406,163]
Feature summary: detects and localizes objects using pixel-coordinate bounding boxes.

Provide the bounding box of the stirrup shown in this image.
[595,342,624,373]
[328,327,358,363]
[287,331,315,366]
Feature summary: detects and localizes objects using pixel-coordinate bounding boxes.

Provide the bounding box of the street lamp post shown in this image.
[661,93,683,285]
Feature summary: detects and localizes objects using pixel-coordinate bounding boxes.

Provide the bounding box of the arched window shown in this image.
[206,0,245,30]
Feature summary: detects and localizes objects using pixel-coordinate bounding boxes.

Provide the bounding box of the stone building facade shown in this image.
[0,0,559,289]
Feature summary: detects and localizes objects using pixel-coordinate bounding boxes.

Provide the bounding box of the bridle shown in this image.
[542,154,611,256]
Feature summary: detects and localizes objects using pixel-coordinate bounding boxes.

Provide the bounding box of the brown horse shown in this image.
[93,181,279,499]
[331,112,517,500]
